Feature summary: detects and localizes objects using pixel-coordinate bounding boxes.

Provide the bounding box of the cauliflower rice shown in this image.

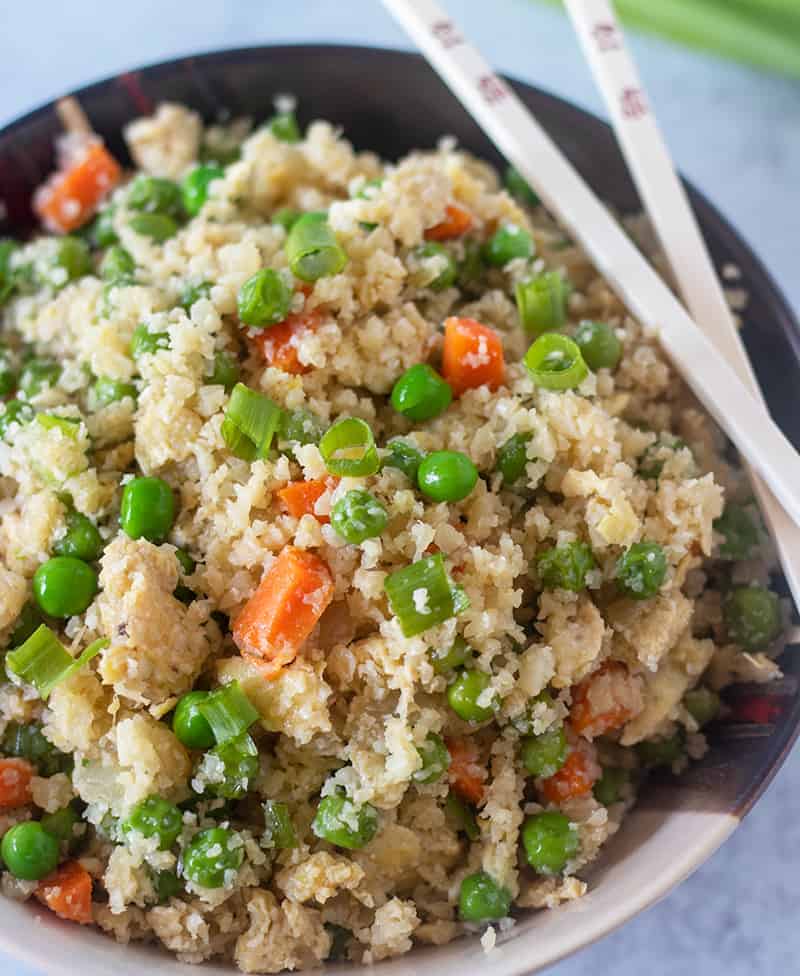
[0,100,788,970]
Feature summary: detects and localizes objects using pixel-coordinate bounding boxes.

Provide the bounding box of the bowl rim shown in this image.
[0,40,798,976]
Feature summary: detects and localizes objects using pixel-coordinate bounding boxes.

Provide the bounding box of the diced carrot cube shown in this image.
[424,204,473,241]
[570,661,639,739]
[441,316,505,396]
[0,758,33,809]
[277,478,336,522]
[253,310,322,375]
[445,736,486,804]
[539,744,599,804]
[233,546,334,677]
[36,861,93,925]
[34,140,121,233]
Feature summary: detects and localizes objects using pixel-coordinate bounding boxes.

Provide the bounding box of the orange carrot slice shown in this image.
[36,861,93,925]
[441,316,505,396]
[34,140,121,233]
[424,204,473,241]
[277,478,336,522]
[570,661,638,739]
[254,310,322,375]
[233,546,334,677]
[0,758,33,809]
[445,736,486,804]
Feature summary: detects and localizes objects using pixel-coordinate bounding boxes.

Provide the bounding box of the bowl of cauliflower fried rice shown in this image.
[0,44,798,976]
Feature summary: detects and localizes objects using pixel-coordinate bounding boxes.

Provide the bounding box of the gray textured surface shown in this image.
[1,2,798,974]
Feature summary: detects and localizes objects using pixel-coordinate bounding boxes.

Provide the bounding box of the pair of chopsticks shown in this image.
[381,0,800,609]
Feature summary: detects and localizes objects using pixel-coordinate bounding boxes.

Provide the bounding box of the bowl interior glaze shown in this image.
[0,44,798,976]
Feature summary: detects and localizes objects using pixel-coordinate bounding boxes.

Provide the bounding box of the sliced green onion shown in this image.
[221,383,282,461]
[35,414,80,438]
[286,213,348,282]
[505,166,540,207]
[262,800,297,849]
[384,553,466,637]
[197,680,259,745]
[524,334,588,391]
[6,626,108,699]
[319,417,379,477]
[272,208,301,232]
[515,271,569,336]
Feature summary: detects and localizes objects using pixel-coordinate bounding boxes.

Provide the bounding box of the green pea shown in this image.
[573,320,622,370]
[636,731,684,768]
[0,399,34,440]
[206,352,239,392]
[382,439,426,482]
[684,686,721,727]
[417,450,478,503]
[18,358,60,399]
[714,504,759,561]
[724,586,781,651]
[496,432,533,486]
[120,476,175,543]
[153,868,181,903]
[40,804,81,848]
[53,511,103,562]
[413,733,450,784]
[237,269,292,328]
[267,111,301,143]
[33,556,97,617]
[447,669,498,723]
[504,166,540,207]
[537,541,596,592]
[521,812,579,875]
[262,800,297,850]
[277,408,326,455]
[458,871,512,922]
[52,236,91,285]
[179,279,212,312]
[8,603,45,649]
[311,794,378,850]
[130,323,170,359]
[181,826,243,888]
[85,207,118,248]
[90,376,137,410]
[520,727,568,778]
[1,822,60,880]
[129,213,179,242]
[100,245,135,283]
[411,242,458,291]
[272,208,301,233]
[127,175,184,219]
[206,732,259,799]
[430,635,470,674]
[615,541,667,600]
[182,165,224,217]
[1,722,70,777]
[330,489,388,544]
[482,223,534,267]
[444,792,479,840]
[173,691,215,750]
[593,766,628,806]
[390,364,452,423]
[122,796,183,850]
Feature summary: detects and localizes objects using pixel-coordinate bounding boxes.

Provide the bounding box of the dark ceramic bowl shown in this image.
[0,44,798,976]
